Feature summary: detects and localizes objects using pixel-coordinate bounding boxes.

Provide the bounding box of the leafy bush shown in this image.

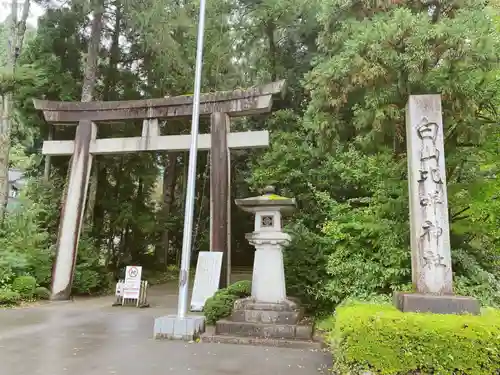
[35,286,50,300]
[204,291,238,325]
[204,281,252,325]
[73,267,102,295]
[142,265,180,285]
[11,275,36,298]
[0,289,21,305]
[225,280,251,298]
[0,180,54,290]
[321,302,500,375]
[0,259,17,289]
[72,235,112,295]
[284,224,338,315]
[0,179,111,296]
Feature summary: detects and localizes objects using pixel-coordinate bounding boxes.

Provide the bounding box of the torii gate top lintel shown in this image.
[33,80,286,124]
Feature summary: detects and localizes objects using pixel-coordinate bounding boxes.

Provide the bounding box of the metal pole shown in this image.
[177,0,207,319]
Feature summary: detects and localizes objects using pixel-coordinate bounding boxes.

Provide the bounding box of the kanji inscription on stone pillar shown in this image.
[406,94,453,295]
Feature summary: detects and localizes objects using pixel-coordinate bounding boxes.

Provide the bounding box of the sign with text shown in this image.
[190,252,223,311]
[123,266,142,300]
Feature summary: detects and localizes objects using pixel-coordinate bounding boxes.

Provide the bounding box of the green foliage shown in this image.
[72,235,112,295]
[225,280,252,298]
[0,289,21,305]
[204,291,238,325]
[0,182,53,289]
[35,286,50,300]
[11,276,36,298]
[284,225,336,313]
[0,178,110,296]
[322,302,500,375]
[249,0,500,316]
[204,281,252,324]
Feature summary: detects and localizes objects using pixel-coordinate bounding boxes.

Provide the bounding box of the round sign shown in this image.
[128,267,139,278]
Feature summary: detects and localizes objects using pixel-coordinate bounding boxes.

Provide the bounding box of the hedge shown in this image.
[0,289,21,305]
[35,286,51,300]
[320,302,500,375]
[11,275,36,298]
[204,280,251,324]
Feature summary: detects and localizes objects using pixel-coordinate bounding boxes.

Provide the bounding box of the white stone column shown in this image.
[247,233,289,303]
[51,120,97,301]
[406,95,453,295]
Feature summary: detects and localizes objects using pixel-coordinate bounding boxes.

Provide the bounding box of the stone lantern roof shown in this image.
[234,186,296,214]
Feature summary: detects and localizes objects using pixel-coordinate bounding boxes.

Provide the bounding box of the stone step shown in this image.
[233,298,302,313]
[231,308,301,324]
[201,333,323,350]
[215,319,313,340]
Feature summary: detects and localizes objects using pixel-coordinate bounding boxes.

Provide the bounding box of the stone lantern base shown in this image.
[201,297,317,348]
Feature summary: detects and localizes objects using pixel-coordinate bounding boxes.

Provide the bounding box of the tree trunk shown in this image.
[156,153,179,267]
[0,0,31,222]
[43,126,54,181]
[91,2,121,242]
[82,0,105,226]
[266,21,277,81]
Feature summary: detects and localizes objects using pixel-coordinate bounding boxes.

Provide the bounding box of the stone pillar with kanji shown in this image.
[394,94,480,315]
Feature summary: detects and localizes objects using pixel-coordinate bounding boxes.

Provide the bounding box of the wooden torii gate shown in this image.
[34,81,285,301]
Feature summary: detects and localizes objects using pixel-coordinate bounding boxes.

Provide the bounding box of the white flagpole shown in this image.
[177,0,207,319]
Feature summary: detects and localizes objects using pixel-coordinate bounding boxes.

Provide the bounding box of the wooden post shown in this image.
[227,150,231,287]
[50,120,96,300]
[210,112,229,289]
[43,125,54,181]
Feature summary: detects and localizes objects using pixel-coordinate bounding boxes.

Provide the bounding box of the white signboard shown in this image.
[115,281,123,297]
[190,252,223,311]
[123,266,142,300]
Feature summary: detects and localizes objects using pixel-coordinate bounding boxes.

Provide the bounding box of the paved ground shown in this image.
[0,275,331,375]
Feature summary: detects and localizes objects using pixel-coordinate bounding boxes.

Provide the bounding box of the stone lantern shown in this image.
[235,186,295,303]
[208,186,313,343]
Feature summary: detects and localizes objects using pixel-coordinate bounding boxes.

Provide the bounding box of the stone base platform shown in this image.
[232,297,304,324]
[201,326,322,349]
[394,292,480,315]
[154,314,205,341]
[215,319,313,340]
[207,297,315,347]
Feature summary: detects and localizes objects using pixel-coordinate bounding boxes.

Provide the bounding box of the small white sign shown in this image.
[123,266,142,300]
[190,252,223,311]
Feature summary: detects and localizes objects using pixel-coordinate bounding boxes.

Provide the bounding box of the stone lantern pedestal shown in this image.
[203,187,315,347]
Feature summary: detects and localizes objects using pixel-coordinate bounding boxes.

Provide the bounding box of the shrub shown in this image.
[204,291,237,325]
[73,267,101,295]
[35,286,50,300]
[226,280,251,298]
[0,289,21,305]
[11,275,36,298]
[321,302,500,375]
[142,266,180,285]
[72,235,112,295]
[204,281,252,325]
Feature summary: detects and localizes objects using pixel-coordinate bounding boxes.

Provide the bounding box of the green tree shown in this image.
[251,0,500,312]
